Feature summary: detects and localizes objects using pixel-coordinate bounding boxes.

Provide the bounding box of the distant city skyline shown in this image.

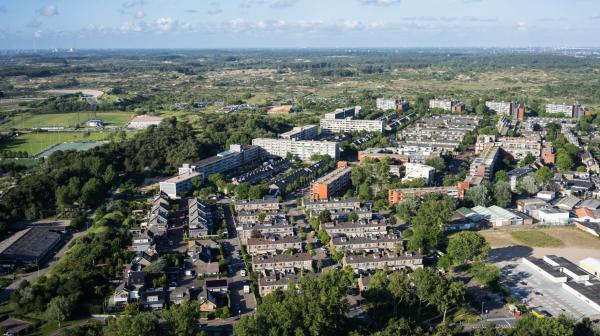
[1,0,600,49]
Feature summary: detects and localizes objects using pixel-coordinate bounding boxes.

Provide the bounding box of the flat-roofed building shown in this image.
[246,236,302,255]
[0,228,62,266]
[376,98,409,111]
[302,198,362,212]
[324,106,360,120]
[486,101,513,115]
[469,146,499,180]
[343,252,423,273]
[402,163,435,184]
[251,253,313,272]
[537,207,570,225]
[178,144,261,180]
[388,184,467,205]
[159,171,200,198]
[429,99,464,112]
[280,125,318,141]
[234,199,280,212]
[239,221,294,244]
[545,103,575,117]
[310,166,352,201]
[471,205,523,227]
[127,115,163,129]
[330,235,404,253]
[252,138,339,161]
[320,219,387,238]
[320,118,384,134]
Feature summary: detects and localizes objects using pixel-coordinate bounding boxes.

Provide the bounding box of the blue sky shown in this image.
[0,0,599,49]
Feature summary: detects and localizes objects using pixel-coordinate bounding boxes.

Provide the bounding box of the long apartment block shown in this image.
[309,166,352,201]
[252,138,339,161]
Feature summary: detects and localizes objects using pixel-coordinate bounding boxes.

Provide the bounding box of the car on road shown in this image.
[240,269,246,277]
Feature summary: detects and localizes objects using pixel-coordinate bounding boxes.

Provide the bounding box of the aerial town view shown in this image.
[1,0,600,335]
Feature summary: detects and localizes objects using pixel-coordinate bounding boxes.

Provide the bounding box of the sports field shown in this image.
[0,111,134,130]
[1,132,110,155]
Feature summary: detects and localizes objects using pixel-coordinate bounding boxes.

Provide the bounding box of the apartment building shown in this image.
[398,115,480,152]
[239,221,294,244]
[429,99,465,112]
[545,103,575,117]
[251,253,313,272]
[279,125,318,141]
[324,106,360,120]
[358,146,441,164]
[402,163,435,184]
[236,209,286,225]
[258,273,299,297]
[469,146,500,180]
[178,144,261,180]
[320,118,384,134]
[231,158,290,185]
[376,98,409,112]
[320,219,388,238]
[246,236,303,255]
[387,184,468,205]
[342,252,423,273]
[159,171,200,198]
[252,138,339,161]
[330,235,404,253]
[476,134,542,160]
[309,166,352,201]
[486,101,513,115]
[234,199,280,212]
[188,198,213,238]
[302,198,362,212]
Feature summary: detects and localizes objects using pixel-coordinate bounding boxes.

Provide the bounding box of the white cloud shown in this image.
[156,17,177,32]
[517,22,527,32]
[34,30,43,38]
[119,21,144,33]
[134,10,146,18]
[270,0,297,9]
[38,5,58,17]
[342,20,362,30]
[359,0,401,6]
[208,2,222,15]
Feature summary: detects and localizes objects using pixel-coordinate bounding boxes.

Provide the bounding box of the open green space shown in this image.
[0,111,134,130]
[508,230,564,247]
[1,132,110,156]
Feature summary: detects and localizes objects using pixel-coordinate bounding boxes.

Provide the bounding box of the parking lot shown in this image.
[500,261,600,320]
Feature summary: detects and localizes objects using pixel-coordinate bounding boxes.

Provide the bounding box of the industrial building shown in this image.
[0,228,62,266]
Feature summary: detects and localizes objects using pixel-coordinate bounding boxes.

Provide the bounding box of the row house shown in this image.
[246,236,303,255]
[342,252,423,273]
[320,219,388,238]
[251,253,313,272]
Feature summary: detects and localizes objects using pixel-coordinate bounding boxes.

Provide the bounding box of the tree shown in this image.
[347,212,359,222]
[494,170,508,182]
[235,183,250,199]
[493,181,512,207]
[318,210,332,223]
[104,312,159,336]
[446,232,490,266]
[519,153,536,167]
[466,183,492,207]
[408,198,454,251]
[535,166,553,184]
[437,281,465,323]
[257,213,267,222]
[425,157,446,172]
[556,150,574,171]
[163,301,201,336]
[519,175,540,195]
[358,183,372,201]
[46,296,72,328]
[80,178,104,207]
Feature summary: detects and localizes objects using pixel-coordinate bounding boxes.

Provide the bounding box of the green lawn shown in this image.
[509,230,564,247]
[0,111,134,129]
[2,132,110,155]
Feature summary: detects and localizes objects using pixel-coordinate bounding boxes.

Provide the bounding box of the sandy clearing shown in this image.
[481,227,600,264]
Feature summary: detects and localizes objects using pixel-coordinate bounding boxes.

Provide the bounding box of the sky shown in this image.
[0,0,600,49]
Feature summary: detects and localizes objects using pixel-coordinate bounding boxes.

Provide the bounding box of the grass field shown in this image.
[0,111,134,130]
[508,230,564,247]
[1,132,110,155]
